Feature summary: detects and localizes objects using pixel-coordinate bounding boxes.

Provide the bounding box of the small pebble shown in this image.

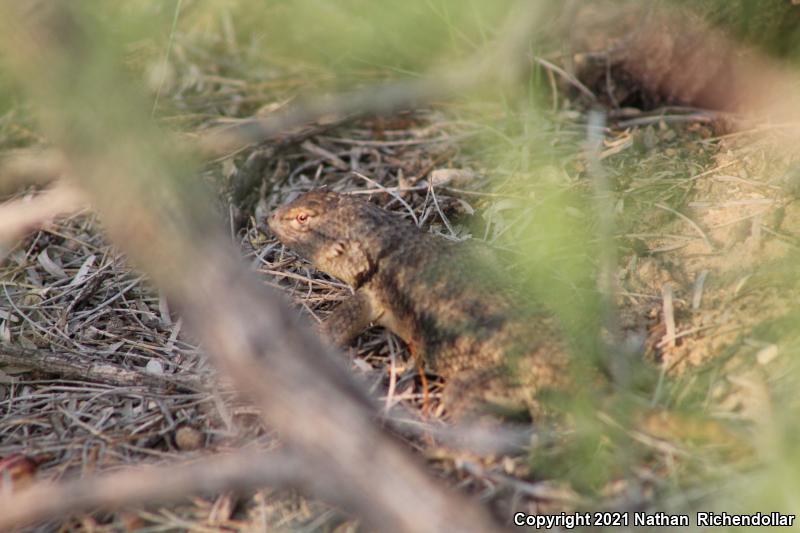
[145,360,163,375]
[756,344,779,366]
[175,426,204,451]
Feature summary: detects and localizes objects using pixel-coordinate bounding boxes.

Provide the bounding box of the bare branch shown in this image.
[0,148,66,191]
[0,181,86,249]
[0,342,203,391]
[0,451,304,530]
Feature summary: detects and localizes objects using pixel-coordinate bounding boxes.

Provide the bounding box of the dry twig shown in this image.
[0,342,202,391]
[0,451,303,530]
[0,181,86,250]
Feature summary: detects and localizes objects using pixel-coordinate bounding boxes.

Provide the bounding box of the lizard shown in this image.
[266,189,571,420]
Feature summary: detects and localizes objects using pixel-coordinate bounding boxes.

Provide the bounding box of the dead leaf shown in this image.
[37,247,67,279]
[69,254,96,286]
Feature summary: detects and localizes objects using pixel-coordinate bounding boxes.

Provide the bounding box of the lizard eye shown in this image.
[295,213,309,223]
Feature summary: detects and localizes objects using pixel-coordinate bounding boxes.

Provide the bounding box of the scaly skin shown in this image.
[267,189,570,420]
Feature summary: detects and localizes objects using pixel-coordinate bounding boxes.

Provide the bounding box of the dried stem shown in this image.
[0,342,203,391]
[0,181,86,250]
[0,451,304,530]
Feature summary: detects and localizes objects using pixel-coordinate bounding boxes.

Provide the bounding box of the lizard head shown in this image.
[267,190,398,287]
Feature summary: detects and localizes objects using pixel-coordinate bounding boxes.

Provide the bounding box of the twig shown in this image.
[691,270,709,310]
[653,202,715,252]
[532,55,596,101]
[0,342,204,391]
[0,181,86,250]
[460,460,584,505]
[585,109,624,385]
[656,323,720,349]
[428,181,457,238]
[661,283,676,351]
[0,451,304,531]
[301,140,349,170]
[348,184,529,200]
[353,172,419,226]
[385,414,555,456]
[616,113,715,128]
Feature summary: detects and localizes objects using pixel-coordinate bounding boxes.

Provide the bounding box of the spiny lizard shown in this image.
[267,189,570,420]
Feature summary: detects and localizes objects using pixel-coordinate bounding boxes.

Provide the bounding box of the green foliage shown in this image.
[221,0,514,75]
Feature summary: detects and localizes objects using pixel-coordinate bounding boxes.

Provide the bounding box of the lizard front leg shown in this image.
[319,288,379,347]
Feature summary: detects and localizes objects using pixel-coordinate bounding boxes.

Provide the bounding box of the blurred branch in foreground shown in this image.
[0,148,65,192]
[0,180,85,257]
[0,451,305,529]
